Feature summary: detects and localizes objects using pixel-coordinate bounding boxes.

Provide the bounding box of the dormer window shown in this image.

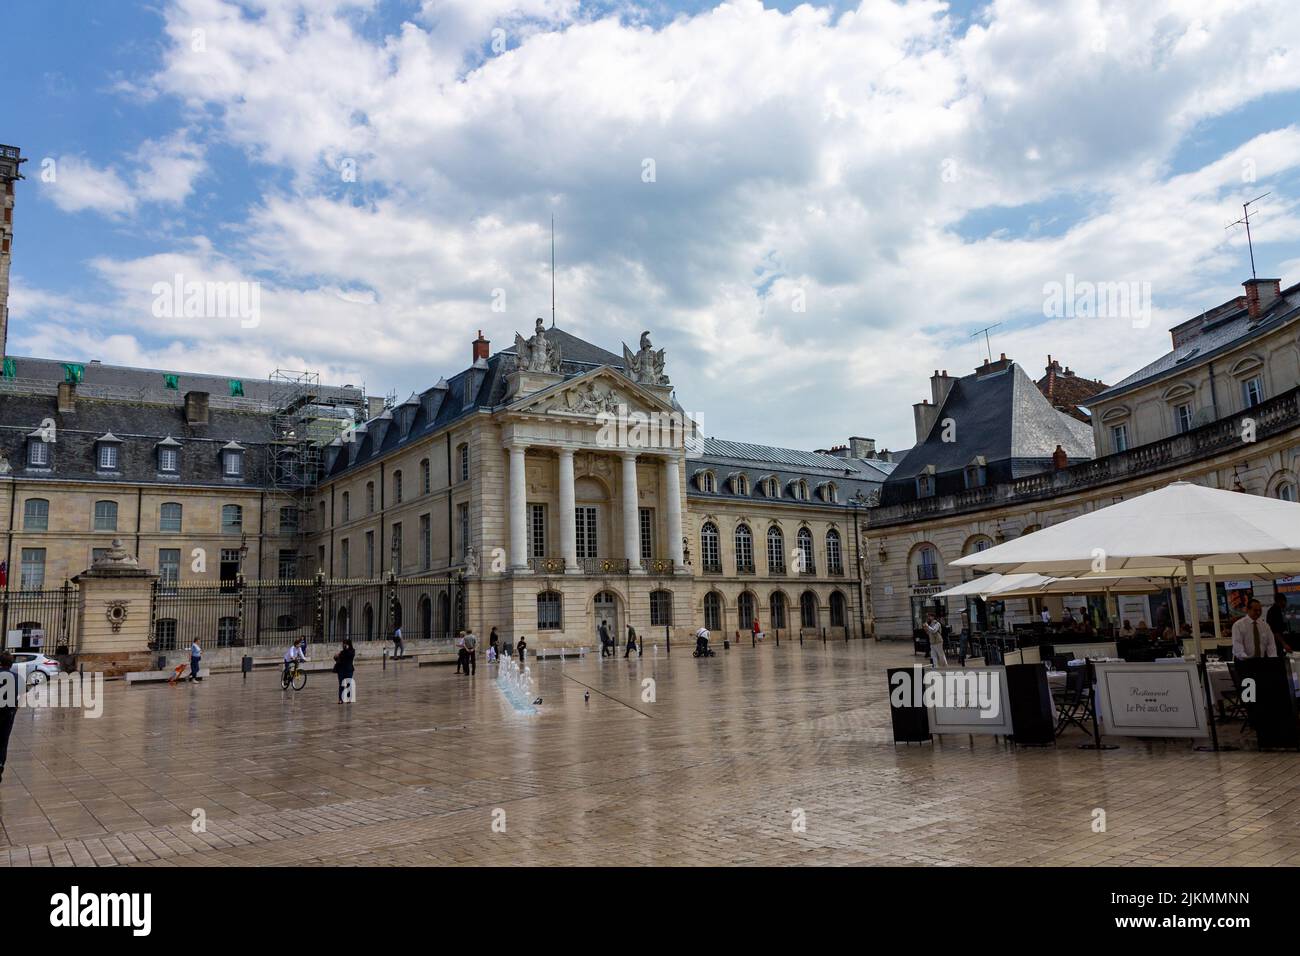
[821,482,839,503]
[916,467,936,499]
[963,457,987,489]
[95,433,122,472]
[760,476,780,498]
[26,436,50,467]
[731,474,749,495]
[222,441,245,478]
[697,471,716,493]
[789,479,809,500]
[157,437,181,474]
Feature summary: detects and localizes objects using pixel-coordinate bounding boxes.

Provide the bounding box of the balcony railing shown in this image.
[641,557,678,575]
[527,556,568,574]
[580,557,630,575]
[916,564,939,582]
[828,564,844,576]
[701,561,723,575]
[769,561,786,574]
[869,386,1300,529]
[736,563,756,575]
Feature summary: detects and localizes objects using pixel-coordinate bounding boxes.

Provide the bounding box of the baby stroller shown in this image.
[693,631,716,658]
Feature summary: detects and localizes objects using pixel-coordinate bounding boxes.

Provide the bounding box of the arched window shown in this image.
[363,603,375,640]
[823,482,838,503]
[737,591,756,630]
[830,591,847,627]
[93,500,118,532]
[697,471,716,493]
[825,529,842,575]
[393,470,403,504]
[800,591,818,628]
[222,504,243,533]
[391,601,403,629]
[420,458,431,494]
[336,606,350,640]
[770,592,787,629]
[1277,482,1296,502]
[650,589,673,626]
[914,544,940,582]
[23,498,49,530]
[537,590,562,630]
[767,526,786,573]
[796,527,815,574]
[732,474,749,495]
[704,592,722,631]
[154,619,178,651]
[734,524,754,572]
[160,502,183,533]
[419,596,432,641]
[700,522,721,572]
[276,614,296,631]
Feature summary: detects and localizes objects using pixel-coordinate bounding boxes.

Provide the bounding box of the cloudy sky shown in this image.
[5,0,1300,452]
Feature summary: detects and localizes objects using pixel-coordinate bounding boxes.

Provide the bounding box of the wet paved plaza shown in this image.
[1,640,1298,867]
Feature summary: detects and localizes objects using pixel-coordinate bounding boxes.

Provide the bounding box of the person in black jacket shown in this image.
[0,654,18,783]
[1267,594,1294,655]
[334,638,356,703]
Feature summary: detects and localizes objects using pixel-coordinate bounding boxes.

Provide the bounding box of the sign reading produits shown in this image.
[1092,661,1208,738]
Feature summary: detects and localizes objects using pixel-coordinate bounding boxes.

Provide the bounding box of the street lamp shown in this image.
[849,492,871,641]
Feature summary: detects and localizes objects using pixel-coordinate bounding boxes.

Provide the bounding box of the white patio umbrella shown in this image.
[933,572,1053,599]
[951,481,1300,657]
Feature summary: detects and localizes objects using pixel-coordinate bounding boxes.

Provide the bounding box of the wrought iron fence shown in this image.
[151,574,463,652]
[0,582,80,652]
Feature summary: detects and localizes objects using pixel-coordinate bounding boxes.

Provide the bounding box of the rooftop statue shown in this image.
[623,330,669,386]
[515,317,563,373]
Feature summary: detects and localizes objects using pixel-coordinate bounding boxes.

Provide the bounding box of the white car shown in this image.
[10,652,61,688]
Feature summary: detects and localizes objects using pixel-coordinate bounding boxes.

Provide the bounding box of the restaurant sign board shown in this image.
[1093,661,1208,738]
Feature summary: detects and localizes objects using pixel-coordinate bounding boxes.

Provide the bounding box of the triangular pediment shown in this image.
[507,365,676,419]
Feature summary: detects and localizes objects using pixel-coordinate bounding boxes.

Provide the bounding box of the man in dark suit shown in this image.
[0,654,18,784]
[1266,594,1294,655]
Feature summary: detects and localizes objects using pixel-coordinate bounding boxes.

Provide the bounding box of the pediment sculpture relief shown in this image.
[514,317,563,373]
[555,380,622,415]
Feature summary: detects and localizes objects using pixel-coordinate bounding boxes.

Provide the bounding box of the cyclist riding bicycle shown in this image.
[282,641,306,684]
[694,626,710,657]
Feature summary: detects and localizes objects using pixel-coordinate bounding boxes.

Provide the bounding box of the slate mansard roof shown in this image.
[687,437,897,507]
[880,362,1094,507]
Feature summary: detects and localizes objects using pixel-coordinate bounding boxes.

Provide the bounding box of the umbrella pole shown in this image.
[1169,577,1182,634]
[1185,559,1203,660]
[1208,567,1222,648]
[1186,558,1223,753]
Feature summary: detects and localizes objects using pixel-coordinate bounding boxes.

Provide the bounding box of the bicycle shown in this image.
[281,659,307,691]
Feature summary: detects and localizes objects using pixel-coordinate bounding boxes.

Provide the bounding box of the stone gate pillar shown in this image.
[72,538,158,677]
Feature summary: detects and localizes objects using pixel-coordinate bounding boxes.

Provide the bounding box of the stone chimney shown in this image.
[367,396,387,420]
[976,352,1012,377]
[848,436,875,458]
[472,329,490,362]
[930,370,955,409]
[1243,278,1281,321]
[1052,444,1068,470]
[183,390,209,425]
[57,381,76,414]
[913,399,939,443]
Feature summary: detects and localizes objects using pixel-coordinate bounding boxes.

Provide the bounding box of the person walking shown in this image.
[463,629,478,675]
[752,615,761,644]
[189,638,203,682]
[516,636,527,663]
[624,624,637,659]
[334,638,356,702]
[455,630,467,674]
[925,613,947,667]
[489,627,500,660]
[598,619,612,657]
[392,624,404,659]
[0,654,17,784]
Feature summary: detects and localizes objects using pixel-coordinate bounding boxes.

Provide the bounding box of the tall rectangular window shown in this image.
[529,504,547,558]
[575,507,598,559]
[420,514,432,570]
[20,548,46,590]
[98,444,119,470]
[420,459,431,494]
[28,440,49,466]
[639,508,654,562]
[158,447,179,473]
[341,539,350,578]
[222,449,243,477]
[280,506,299,534]
[1242,376,1264,408]
[365,531,375,576]
[1175,403,1194,434]
[391,523,402,575]
[459,444,470,482]
[278,549,298,580]
[159,549,181,588]
[650,589,673,626]
[160,502,183,532]
[1110,424,1128,453]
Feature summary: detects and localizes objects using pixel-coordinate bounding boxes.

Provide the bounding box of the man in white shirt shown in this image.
[189,640,203,681]
[925,613,947,667]
[1231,599,1278,660]
[1040,608,1051,625]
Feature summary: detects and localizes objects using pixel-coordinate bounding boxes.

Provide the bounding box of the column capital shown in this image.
[503,438,530,451]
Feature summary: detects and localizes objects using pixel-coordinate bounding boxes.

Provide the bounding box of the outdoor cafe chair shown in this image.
[1054,663,1093,737]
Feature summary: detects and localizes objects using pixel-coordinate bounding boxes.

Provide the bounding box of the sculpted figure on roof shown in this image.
[515,317,563,373]
[623,330,669,386]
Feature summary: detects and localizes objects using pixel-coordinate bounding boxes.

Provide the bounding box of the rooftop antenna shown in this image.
[1226,192,1270,279]
[970,322,1001,362]
[550,215,556,329]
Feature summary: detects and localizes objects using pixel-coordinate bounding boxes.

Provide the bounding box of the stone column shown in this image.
[508,442,529,571]
[621,451,643,571]
[664,455,684,569]
[558,448,579,572]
